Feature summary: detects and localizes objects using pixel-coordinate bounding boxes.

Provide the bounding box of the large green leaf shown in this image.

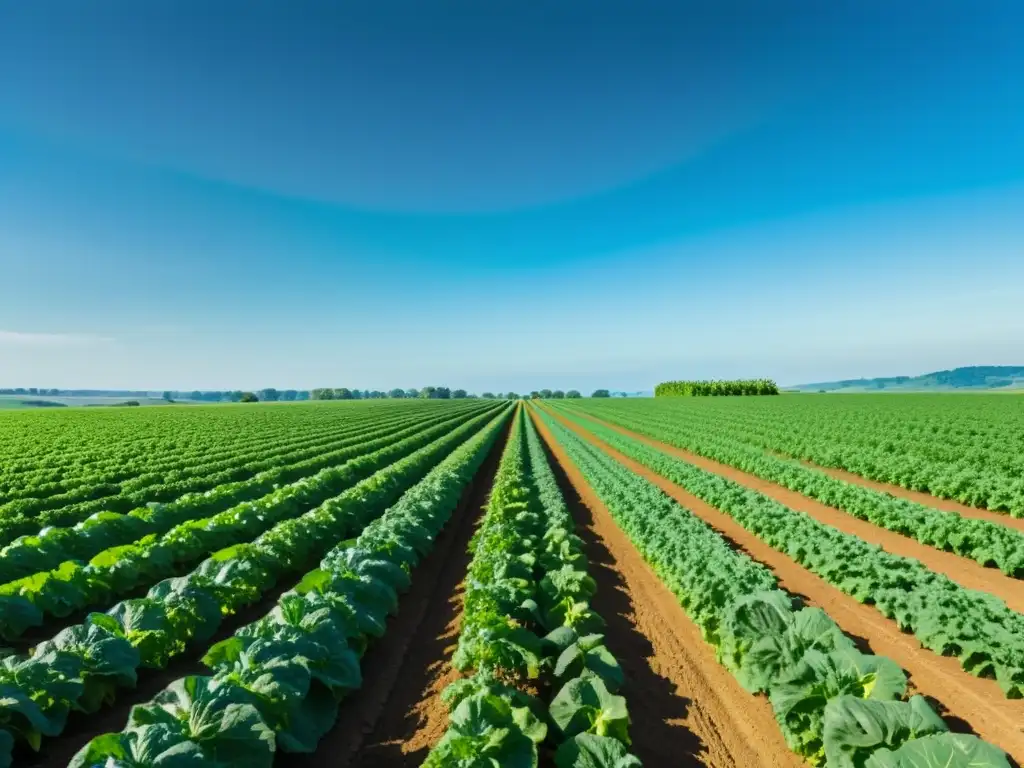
[554,733,643,768]
[127,676,275,767]
[423,688,543,768]
[553,636,624,692]
[864,733,1012,768]
[549,673,630,744]
[822,695,948,768]
[0,595,42,640]
[68,724,209,767]
[740,607,856,693]
[770,650,907,760]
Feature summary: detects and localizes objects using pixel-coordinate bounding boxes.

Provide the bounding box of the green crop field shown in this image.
[0,396,1020,767]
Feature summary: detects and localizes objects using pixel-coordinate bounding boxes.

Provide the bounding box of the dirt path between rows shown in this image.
[561,409,1024,615]
[285,420,511,768]
[531,408,803,768]
[538,405,1024,765]
[794,458,1024,534]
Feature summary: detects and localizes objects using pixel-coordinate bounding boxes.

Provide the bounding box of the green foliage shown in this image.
[549,405,1024,699]
[655,379,779,396]
[532,408,1012,767]
[565,398,1024,573]
[590,390,610,398]
[70,403,513,765]
[427,411,638,765]
[1,405,510,761]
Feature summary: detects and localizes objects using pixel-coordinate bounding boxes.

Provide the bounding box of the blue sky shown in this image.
[1,1,1022,392]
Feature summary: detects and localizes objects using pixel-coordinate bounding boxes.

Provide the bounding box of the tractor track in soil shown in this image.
[530,407,803,768]
[282,419,512,768]
[539,405,1024,765]
[561,409,1024,614]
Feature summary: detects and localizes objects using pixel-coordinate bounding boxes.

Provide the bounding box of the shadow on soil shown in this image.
[538,435,709,767]
[285,419,511,768]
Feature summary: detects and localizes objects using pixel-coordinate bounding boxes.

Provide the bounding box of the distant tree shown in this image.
[552,390,565,399]
[530,391,540,399]
[281,390,297,401]
[311,388,331,400]
[259,388,280,402]
[162,391,173,402]
[363,390,372,399]
[506,392,520,400]
[334,388,353,400]
[481,392,496,399]
[435,387,451,399]
[566,390,582,399]
[188,390,202,401]
[591,389,611,398]
[297,391,310,401]
[240,392,259,403]
[540,389,553,399]
[419,386,437,399]
[389,388,406,398]
[28,388,39,395]
[351,389,363,400]
[452,389,467,399]
[14,388,26,395]
[406,388,420,399]
[227,390,244,402]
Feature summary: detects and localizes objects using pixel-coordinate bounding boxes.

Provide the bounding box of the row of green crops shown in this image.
[0,403,442,513]
[426,411,642,768]
[0,406,509,766]
[654,379,779,396]
[0,399,463,489]
[578,395,1024,516]
[546,408,1024,699]
[554,402,1024,577]
[0,405,503,637]
[0,402,392,504]
[64,405,512,767]
[0,401,493,546]
[533,407,1010,767]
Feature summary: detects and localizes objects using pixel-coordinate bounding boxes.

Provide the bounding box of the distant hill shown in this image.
[791,366,1024,393]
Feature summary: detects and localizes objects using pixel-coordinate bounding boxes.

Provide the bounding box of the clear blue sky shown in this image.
[1,1,1022,392]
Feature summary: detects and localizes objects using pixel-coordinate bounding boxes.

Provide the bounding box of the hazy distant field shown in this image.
[0,395,199,409]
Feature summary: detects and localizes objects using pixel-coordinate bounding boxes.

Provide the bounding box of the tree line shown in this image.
[3,386,618,403]
[654,379,779,397]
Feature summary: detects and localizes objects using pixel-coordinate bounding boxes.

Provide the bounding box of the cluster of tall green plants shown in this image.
[655,379,779,397]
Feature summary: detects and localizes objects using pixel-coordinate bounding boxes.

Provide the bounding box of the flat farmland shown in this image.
[0,396,1019,768]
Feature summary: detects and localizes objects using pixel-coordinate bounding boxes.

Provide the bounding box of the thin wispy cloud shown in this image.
[0,330,115,347]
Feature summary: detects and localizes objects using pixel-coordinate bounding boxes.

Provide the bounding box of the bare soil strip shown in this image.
[542,407,1024,764]
[568,410,1024,615]
[531,408,803,768]
[795,458,1024,534]
[288,421,512,768]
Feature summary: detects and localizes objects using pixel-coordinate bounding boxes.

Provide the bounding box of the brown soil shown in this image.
[530,408,803,768]
[797,458,1024,534]
[566,409,1024,614]
[283,419,512,768]
[539,406,1024,765]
